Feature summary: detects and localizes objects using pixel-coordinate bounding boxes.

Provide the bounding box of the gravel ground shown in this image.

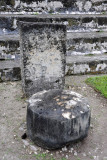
[0,74,107,160]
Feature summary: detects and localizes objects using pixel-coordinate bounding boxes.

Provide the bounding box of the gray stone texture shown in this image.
[27,89,91,149]
[0,0,107,13]
[0,54,107,82]
[66,55,107,75]
[0,60,21,81]
[0,2,107,82]
[19,22,66,97]
[1,14,107,35]
[0,35,20,60]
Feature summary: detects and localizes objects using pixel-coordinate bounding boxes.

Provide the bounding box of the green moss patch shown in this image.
[85,75,107,98]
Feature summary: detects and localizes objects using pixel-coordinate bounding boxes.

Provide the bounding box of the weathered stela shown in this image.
[19,22,66,97]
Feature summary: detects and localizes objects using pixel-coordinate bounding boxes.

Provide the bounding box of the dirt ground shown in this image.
[0,74,107,160]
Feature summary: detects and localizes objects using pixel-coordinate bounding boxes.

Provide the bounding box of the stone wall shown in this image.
[1,15,107,35]
[19,22,66,96]
[0,0,107,13]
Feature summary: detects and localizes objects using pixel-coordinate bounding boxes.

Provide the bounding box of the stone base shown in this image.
[27,89,91,149]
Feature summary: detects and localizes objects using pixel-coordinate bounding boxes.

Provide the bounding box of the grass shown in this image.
[96,30,104,33]
[85,54,94,56]
[85,75,107,98]
[33,153,47,159]
[33,153,67,160]
[102,11,106,15]
[34,12,39,15]
[15,94,26,102]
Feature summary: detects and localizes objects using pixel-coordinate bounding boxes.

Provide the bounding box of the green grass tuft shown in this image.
[85,54,94,56]
[85,75,107,98]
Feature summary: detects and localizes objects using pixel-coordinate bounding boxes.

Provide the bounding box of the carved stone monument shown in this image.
[19,22,66,97]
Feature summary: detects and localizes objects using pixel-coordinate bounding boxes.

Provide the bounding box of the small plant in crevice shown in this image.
[34,12,39,15]
[102,11,106,15]
[85,53,94,56]
[96,30,104,33]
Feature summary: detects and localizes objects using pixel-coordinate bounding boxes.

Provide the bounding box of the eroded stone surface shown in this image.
[1,15,107,36]
[27,89,91,149]
[0,67,21,82]
[66,55,107,75]
[0,60,21,81]
[19,22,66,97]
[0,0,107,13]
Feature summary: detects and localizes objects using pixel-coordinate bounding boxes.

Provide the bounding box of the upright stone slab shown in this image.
[19,22,66,97]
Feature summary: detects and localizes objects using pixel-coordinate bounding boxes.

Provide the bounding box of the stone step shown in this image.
[0,55,107,81]
[0,14,107,35]
[0,59,21,82]
[0,0,107,13]
[67,31,107,55]
[0,35,20,59]
[66,54,107,75]
[1,31,107,59]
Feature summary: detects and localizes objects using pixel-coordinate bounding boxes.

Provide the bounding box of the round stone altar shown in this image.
[27,89,91,149]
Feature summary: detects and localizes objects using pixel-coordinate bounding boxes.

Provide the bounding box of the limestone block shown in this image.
[0,0,107,12]
[19,22,66,96]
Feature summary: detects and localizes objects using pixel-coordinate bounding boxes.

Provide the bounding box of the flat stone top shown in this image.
[28,89,90,120]
[66,55,107,63]
[19,21,66,31]
[0,60,20,69]
[1,14,107,18]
